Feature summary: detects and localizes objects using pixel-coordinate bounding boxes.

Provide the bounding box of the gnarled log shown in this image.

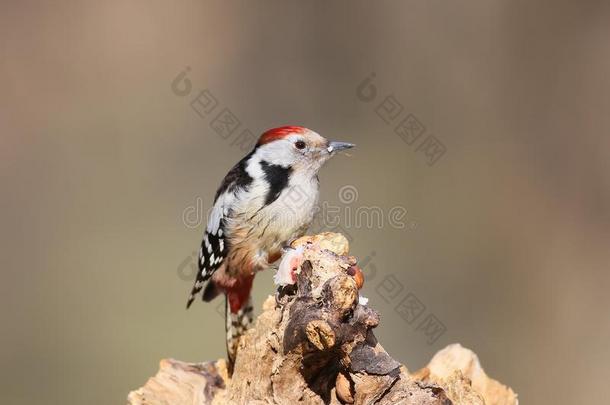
[128,233,517,405]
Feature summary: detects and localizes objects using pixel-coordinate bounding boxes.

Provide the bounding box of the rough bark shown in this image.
[128,233,518,405]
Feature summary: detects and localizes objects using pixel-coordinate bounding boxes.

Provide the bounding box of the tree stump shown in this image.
[128,233,517,405]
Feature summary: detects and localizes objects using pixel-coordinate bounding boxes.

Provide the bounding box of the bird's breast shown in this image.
[224,176,319,274]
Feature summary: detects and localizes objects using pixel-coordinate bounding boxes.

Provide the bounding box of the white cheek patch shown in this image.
[327,145,334,153]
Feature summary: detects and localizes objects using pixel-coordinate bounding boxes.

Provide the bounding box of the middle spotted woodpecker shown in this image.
[186,126,354,365]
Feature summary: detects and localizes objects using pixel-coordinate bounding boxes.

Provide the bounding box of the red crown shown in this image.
[257,126,306,146]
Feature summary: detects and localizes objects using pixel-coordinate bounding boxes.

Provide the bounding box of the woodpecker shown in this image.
[186,126,354,365]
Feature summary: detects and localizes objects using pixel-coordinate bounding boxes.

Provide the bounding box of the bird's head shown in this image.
[253,126,354,173]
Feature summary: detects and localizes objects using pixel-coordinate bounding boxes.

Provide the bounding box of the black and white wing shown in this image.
[186,153,253,308]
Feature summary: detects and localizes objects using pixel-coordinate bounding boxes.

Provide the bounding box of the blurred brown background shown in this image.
[1,1,609,404]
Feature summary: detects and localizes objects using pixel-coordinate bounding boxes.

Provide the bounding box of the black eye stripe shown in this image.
[295,140,306,149]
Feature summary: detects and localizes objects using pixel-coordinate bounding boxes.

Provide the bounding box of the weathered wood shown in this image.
[128,233,517,405]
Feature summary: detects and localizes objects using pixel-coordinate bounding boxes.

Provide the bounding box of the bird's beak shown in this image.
[327,141,355,154]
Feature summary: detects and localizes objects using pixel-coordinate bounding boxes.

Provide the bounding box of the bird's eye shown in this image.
[295,140,306,150]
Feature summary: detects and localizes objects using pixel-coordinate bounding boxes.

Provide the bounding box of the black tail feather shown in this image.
[203,280,221,302]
